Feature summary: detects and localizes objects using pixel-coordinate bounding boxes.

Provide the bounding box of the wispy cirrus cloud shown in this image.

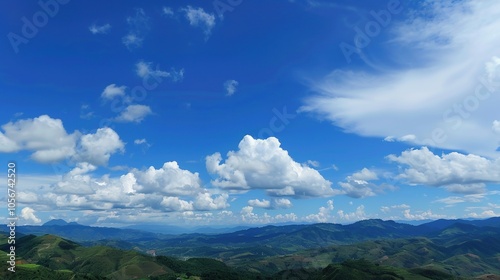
[224,79,239,96]
[301,1,500,158]
[89,23,111,34]
[136,61,184,82]
[122,8,150,50]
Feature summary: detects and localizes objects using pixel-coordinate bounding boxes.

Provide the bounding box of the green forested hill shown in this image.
[0,234,254,280]
[2,219,500,279]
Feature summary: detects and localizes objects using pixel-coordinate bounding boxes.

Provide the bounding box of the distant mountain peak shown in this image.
[43,219,69,226]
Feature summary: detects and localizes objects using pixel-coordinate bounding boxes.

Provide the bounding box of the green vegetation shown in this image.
[1,219,500,279]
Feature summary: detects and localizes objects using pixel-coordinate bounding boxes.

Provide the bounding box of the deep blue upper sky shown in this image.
[1,0,500,227]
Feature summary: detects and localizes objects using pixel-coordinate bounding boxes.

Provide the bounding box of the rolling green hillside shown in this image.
[0,234,254,280]
[2,218,500,279]
[239,231,500,278]
[0,238,462,280]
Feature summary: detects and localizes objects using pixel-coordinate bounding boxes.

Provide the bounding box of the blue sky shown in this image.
[1,0,500,227]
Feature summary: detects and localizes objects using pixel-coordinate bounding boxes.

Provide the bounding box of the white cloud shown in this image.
[122,34,143,49]
[0,115,125,166]
[69,162,97,176]
[132,161,202,196]
[351,168,378,181]
[465,200,500,218]
[194,193,229,211]
[0,115,77,163]
[163,7,174,16]
[380,204,410,213]
[224,80,239,96]
[305,200,334,223]
[76,127,125,166]
[18,192,39,203]
[181,6,216,37]
[305,160,320,167]
[248,199,271,209]
[136,61,184,82]
[89,23,111,34]
[80,104,94,119]
[206,135,335,198]
[301,1,500,157]
[0,132,18,152]
[161,197,193,212]
[123,8,150,50]
[240,206,258,223]
[338,168,394,198]
[493,120,500,133]
[23,161,230,222]
[134,138,147,145]
[384,134,417,143]
[101,84,126,100]
[387,147,500,194]
[115,104,152,123]
[402,209,445,220]
[238,206,298,224]
[434,193,484,205]
[337,205,367,222]
[20,207,41,223]
[273,198,293,209]
[248,198,293,209]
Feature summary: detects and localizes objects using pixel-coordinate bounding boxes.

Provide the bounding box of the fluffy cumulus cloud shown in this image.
[0,115,124,166]
[206,135,335,198]
[22,161,231,224]
[248,199,271,209]
[20,207,41,223]
[402,209,445,221]
[239,206,298,224]
[387,147,500,194]
[161,197,194,212]
[338,168,395,198]
[0,115,77,162]
[132,161,202,196]
[115,104,152,123]
[273,198,293,209]
[181,6,216,37]
[194,193,229,211]
[75,128,124,166]
[248,198,293,209]
[337,205,367,221]
[101,84,126,100]
[224,80,239,96]
[465,199,500,218]
[305,200,334,223]
[301,1,500,157]
[89,23,111,34]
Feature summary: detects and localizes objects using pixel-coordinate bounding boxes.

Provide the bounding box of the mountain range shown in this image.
[1,217,499,279]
